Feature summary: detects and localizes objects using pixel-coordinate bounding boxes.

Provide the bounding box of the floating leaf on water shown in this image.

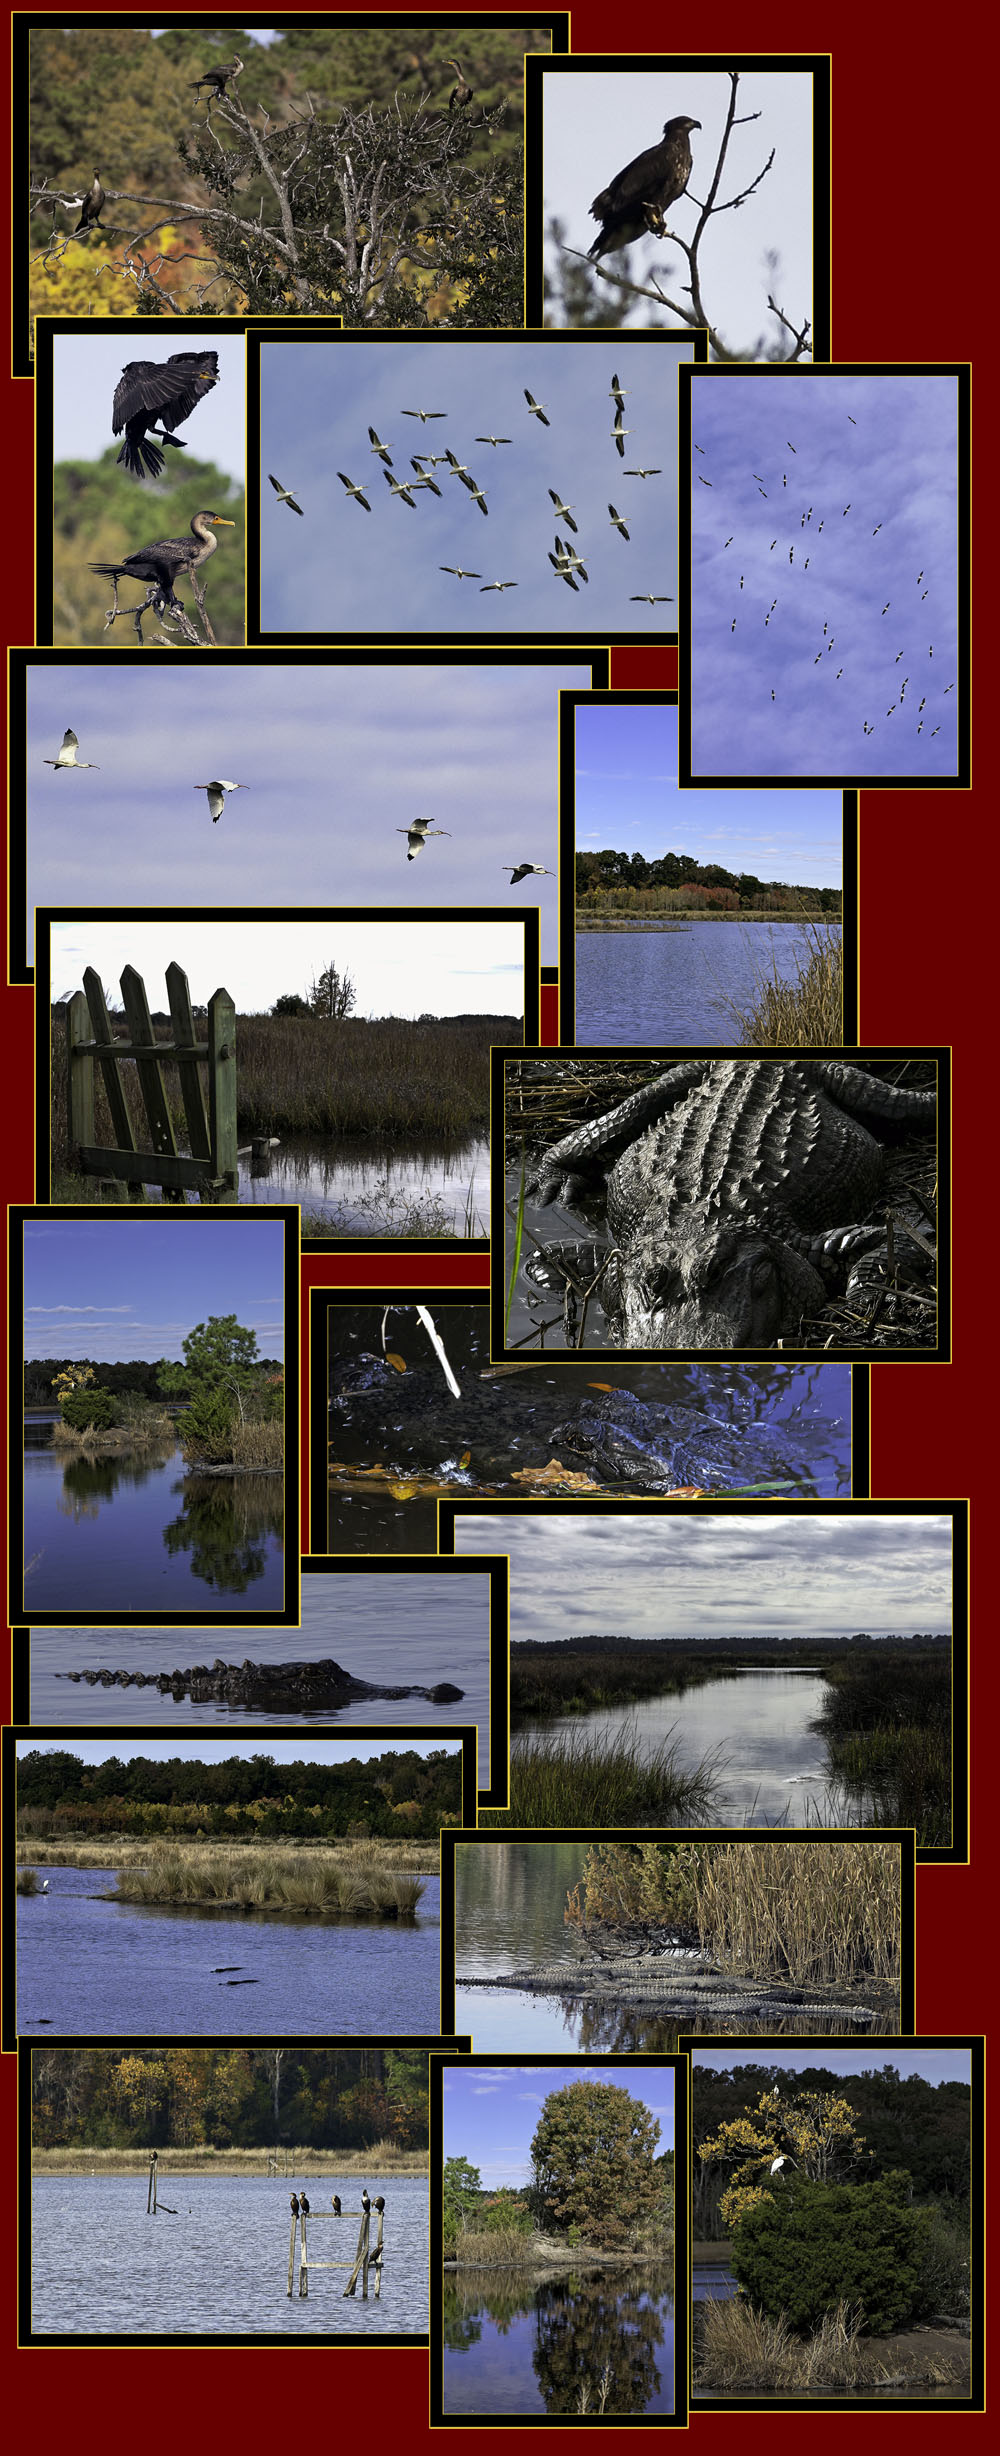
[458,1451,471,1470]
[385,1353,407,1373]
[388,1480,420,1499]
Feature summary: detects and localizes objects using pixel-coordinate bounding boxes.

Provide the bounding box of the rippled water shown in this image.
[518,1667,851,1828]
[241,1131,489,1237]
[575,922,841,1045]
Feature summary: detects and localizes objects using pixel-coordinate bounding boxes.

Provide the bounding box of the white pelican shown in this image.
[549,551,578,592]
[368,426,393,463]
[475,434,512,447]
[480,578,518,592]
[623,466,662,479]
[383,469,416,508]
[193,778,249,825]
[439,566,482,580]
[611,423,631,456]
[608,503,630,540]
[416,452,451,467]
[630,592,673,604]
[397,816,452,861]
[444,448,477,491]
[609,373,629,412]
[524,389,550,425]
[554,534,588,582]
[547,488,577,533]
[44,728,100,770]
[409,457,442,496]
[401,407,447,423]
[468,485,489,516]
[503,863,555,884]
[338,472,371,511]
[268,475,303,515]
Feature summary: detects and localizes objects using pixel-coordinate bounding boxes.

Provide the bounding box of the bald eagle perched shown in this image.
[588,116,701,260]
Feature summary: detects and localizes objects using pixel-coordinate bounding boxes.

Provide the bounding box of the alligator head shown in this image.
[608,1223,827,1349]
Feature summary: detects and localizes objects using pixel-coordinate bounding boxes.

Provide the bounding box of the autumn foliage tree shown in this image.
[530,2079,662,2248]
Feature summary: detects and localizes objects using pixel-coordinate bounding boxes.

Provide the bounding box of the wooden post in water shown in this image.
[147,2152,158,2214]
[298,2199,309,2295]
[343,2210,370,2297]
[287,2200,297,2296]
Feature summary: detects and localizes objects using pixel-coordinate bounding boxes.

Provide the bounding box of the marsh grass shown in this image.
[18,1837,437,1872]
[477,1720,727,1829]
[717,919,844,1048]
[695,2295,902,2391]
[576,1840,900,1984]
[111,1843,426,1917]
[33,2139,427,2176]
[814,1651,951,1847]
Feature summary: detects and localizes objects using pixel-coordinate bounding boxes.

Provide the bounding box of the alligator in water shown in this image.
[332,1353,835,1494]
[525,1058,936,1349]
[58,1657,464,1706]
[458,1948,880,2022]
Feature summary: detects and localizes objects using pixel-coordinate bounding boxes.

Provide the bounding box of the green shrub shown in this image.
[731,2177,935,2336]
[58,1385,118,1430]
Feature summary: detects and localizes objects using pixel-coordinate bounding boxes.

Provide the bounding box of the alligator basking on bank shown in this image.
[332,1354,832,1495]
[458,1944,881,2023]
[523,1057,936,1349]
[57,1657,464,1706]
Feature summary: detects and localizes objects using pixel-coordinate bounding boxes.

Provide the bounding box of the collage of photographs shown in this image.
[5,9,987,2433]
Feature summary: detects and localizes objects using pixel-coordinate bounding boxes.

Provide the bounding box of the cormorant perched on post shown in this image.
[374,2196,385,2213]
[112,350,219,480]
[290,2193,300,2215]
[299,2193,310,2216]
[331,2195,341,2215]
[446,57,472,110]
[89,509,235,611]
[75,172,106,233]
[588,116,701,260]
[191,56,244,98]
[361,2189,371,2213]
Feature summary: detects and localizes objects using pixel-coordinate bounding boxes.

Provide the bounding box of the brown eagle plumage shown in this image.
[588,115,701,260]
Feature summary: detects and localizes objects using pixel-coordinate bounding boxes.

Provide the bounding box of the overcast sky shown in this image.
[18,1736,457,1768]
[50,331,245,488]
[444,2061,672,2189]
[25,659,584,968]
[541,64,814,351]
[259,337,690,636]
[47,917,526,1021]
[690,372,959,781]
[576,698,842,884]
[23,1215,286,1363]
[452,1514,953,1642]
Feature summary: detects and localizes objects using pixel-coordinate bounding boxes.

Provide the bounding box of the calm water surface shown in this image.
[29,1573,490,1783]
[23,1440,285,1615]
[518,1667,853,1828]
[19,1865,440,2037]
[32,2173,428,2337]
[444,2272,674,2415]
[241,1130,489,1237]
[576,924,842,1045]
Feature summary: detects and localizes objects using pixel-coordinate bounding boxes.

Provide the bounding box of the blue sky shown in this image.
[444,2062,673,2190]
[259,338,691,636]
[542,65,814,352]
[452,1514,953,1644]
[26,659,581,968]
[18,1737,458,1769]
[23,1217,286,1363]
[51,332,245,487]
[690,373,959,780]
[47,917,527,1023]
[577,698,842,884]
[693,2048,971,2089]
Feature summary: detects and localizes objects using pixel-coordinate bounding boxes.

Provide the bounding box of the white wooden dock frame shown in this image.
[287,2202,384,2299]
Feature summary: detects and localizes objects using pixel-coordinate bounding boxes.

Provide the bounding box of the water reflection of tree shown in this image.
[161,1475,284,1595]
[533,2275,668,2415]
[57,1442,175,1510]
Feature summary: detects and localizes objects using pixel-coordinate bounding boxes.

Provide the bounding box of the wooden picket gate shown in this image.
[65,961,237,1203]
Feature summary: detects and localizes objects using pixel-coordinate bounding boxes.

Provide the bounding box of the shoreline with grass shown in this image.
[18,1838,437,1915]
[33,2146,428,2178]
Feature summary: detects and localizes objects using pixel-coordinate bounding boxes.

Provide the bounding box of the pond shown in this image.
[575,922,841,1046]
[241,1129,489,1239]
[444,2267,674,2415]
[18,1864,441,2038]
[516,1666,861,1830]
[22,1438,286,1616]
[31,2173,429,2338]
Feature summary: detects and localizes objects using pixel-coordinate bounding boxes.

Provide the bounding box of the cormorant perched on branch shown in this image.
[75,172,105,233]
[588,115,701,259]
[446,57,472,110]
[112,350,220,480]
[89,509,235,611]
[191,56,244,98]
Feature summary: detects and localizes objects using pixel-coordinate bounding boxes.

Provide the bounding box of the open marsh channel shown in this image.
[576,922,841,1046]
[31,2172,429,2337]
[23,1416,284,1614]
[18,1863,441,2038]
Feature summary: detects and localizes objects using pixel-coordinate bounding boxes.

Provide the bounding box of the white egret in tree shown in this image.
[75,171,105,232]
[608,503,630,540]
[89,510,235,611]
[524,390,550,426]
[770,2155,798,2177]
[503,864,555,884]
[368,426,393,463]
[480,579,518,592]
[268,475,304,515]
[44,728,100,771]
[475,434,512,447]
[113,350,219,479]
[547,488,578,533]
[193,779,249,825]
[439,566,482,580]
[401,407,447,424]
[397,816,452,861]
[337,472,371,511]
[383,469,417,508]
